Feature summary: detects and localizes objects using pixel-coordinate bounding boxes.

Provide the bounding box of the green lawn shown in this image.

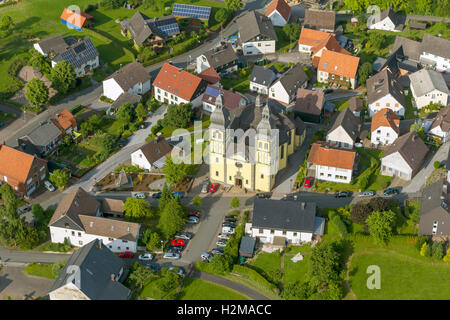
[274,27,296,52]
[282,245,312,285]
[178,278,250,300]
[334,99,350,112]
[404,89,416,120]
[220,68,251,94]
[23,263,57,279]
[249,252,282,278]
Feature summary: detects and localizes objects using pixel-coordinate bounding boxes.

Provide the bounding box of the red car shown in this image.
[188,210,201,218]
[170,239,186,247]
[210,183,219,193]
[119,251,134,258]
[304,177,313,189]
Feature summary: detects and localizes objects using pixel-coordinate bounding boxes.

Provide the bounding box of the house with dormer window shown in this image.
[130,135,174,170]
[237,11,278,56]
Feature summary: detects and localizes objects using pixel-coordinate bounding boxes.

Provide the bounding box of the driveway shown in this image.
[0,266,54,300]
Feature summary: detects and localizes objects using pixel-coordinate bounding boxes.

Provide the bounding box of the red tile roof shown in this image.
[153,63,204,101]
[318,50,360,79]
[371,108,400,133]
[60,8,92,29]
[0,145,37,183]
[198,67,221,85]
[298,28,330,46]
[307,142,356,170]
[266,0,291,21]
[51,109,77,133]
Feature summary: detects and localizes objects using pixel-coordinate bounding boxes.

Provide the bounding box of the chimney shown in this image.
[98,239,103,249]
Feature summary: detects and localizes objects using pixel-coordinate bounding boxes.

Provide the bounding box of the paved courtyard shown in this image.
[0,266,54,300]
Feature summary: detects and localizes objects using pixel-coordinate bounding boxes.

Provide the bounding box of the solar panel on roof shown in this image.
[172,3,211,20]
[205,86,220,97]
[73,43,86,54]
[158,23,180,36]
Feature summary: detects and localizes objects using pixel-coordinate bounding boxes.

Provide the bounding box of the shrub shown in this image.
[230,197,240,208]
[52,260,67,278]
[431,241,444,260]
[415,236,429,252]
[443,248,450,262]
[433,161,441,169]
[331,215,348,238]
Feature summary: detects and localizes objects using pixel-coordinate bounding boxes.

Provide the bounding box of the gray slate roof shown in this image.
[303,9,336,31]
[272,64,308,96]
[250,65,277,87]
[419,179,450,236]
[431,106,450,132]
[111,92,142,111]
[366,69,406,107]
[409,68,450,98]
[349,96,363,112]
[252,199,316,232]
[126,11,163,46]
[392,36,421,61]
[53,38,98,68]
[49,239,130,300]
[202,44,238,69]
[106,62,151,92]
[421,34,450,60]
[237,11,277,43]
[328,108,361,141]
[36,35,69,55]
[23,121,61,147]
[239,236,256,254]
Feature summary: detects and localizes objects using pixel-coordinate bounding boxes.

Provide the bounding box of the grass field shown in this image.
[178,278,250,300]
[23,263,57,279]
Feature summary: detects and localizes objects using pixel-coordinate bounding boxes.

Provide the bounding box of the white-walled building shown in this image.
[102,62,151,101]
[268,64,308,106]
[370,108,400,146]
[153,62,207,107]
[130,135,174,170]
[307,142,356,184]
[419,34,450,73]
[196,44,238,75]
[409,69,449,109]
[48,187,140,253]
[265,0,291,27]
[367,8,402,32]
[201,85,247,113]
[326,108,361,149]
[429,106,450,142]
[237,11,277,56]
[249,65,277,95]
[317,50,360,89]
[367,69,406,117]
[249,199,324,245]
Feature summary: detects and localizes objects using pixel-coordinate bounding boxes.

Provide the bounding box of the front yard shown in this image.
[179,278,250,300]
[220,68,251,94]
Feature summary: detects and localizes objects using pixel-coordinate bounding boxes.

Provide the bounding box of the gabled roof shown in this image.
[79,215,139,242]
[367,69,406,107]
[371,108,400,133]
[237,11,277,43]
[0,145,39,183]
[381,131,428,172]
[304,9,336,31]
[318,50,360,79]
[431,106,450,132]
[250,65,277,87]
[328,108,361,140]
[307,141,356,170]
[198,67,221,85]
[421,33,450,60]
[36,35,68,55]
[153,63,205,101]
[102,198,124,215]
[409,69,449,98]
[126,11,169,46]
[202,44,238,69]
[22,120,61,146]
[202,85,246,111]
[138,135,173,165]
[110,92,142,111]
[50,239,130,300]
[52,38,98,68]
[252,199,316,233]
[105,62,151,92]
[419,179,450,236]
[51,109,77,132]
[294,88,325,116]
[368,7,398,26]
[266,0,291,21]
[271,64,308,96]
[60,8,92,29]
[391,36,421,61]
[349,96,363,112]
[298,28,330,46]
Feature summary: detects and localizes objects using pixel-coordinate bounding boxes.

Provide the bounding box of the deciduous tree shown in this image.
[49,169,70,190]
[158,198,185,239]
[50,60,76,94]
[162,156,188,185]
[124,197,154,220]
[25,78,49,108]
[366,210,397,244]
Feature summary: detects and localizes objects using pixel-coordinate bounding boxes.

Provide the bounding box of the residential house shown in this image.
[130,135,174,170]
[202,85,247,113]
[0,144,47,196]
[198,67,221,86]
[153,62,207,107]
[293,88,325,123]
[391,36,421,62]
[419,34,450,73]
[370,108,400,146]
[19,120,62,156]
[48,187,141,252]
[237,11,277,56]
[366,69,406,117]
[249,65,277,95]
[103,62,151,101]
[248,199,325,245]
[303,9,336,33]
[196,44,238,75]
[307,141,357,183]
[409,69,449,109]
[367,7,402,32]
[108,92,142,115]
[51,109,77,138]
[326,108,361,149]
[379,46,419,87]
[102,198,124,218]
[265,0,291,27]
[380,131,428,181]
[60,8,93,31]
[317,50,360,89]
[268,64,308,106]
[33,35,70,57]
[49,239,131,300]
[349,96,363,117]
[418,179,450,239]
[429,106,450,142]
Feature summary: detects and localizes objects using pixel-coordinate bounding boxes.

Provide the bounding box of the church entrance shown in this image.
[235,178,242,187]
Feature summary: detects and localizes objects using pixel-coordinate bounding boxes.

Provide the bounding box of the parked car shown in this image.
[168,266,185,276]
[256,193,270,199]
[222,226,235,234]
[168,245,183,253]
[44,180,55,192]
[133,192,146,199]
[138,253,153,261]
[358,190,376,197]
[217,232,232,240]
[175,232,193,240]
[224,216,237,223]
[119,251,134,258]
[151,192,162,199]
[212,248,224,255]
[144,263,160,271]
[201,252,211,262]
[187,216,199,224]
[163,252,181,259]
[324,89,334,94]
[335,191,352,198]
[170,239,186,247]
[222,222,236,228]
[201,181,209,193]
[209,183,219,193]
[304,176,313,189]
[188,210,201,218]
[216,239,228,247]
[17,205,31,215]
[383,187,400,196]
[173,192,183,199]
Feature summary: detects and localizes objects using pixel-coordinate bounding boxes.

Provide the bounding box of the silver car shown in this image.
[358,190,376,197]
[201,181,209,193]
[217,233,232,240]
[216,239,228,247]
[133,192,146,199]
[163,252,180,259]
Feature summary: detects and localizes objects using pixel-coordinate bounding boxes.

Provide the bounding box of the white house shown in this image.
[249,199,324,245]
[419,34,450,73]
[34,35,69,57]
[371,108,400,146]
[130,135,173,170]
[201,85,247,113]
[367,8,401,32]
[367,69,406,117]
[429,106,450,142]
[102,62,151,101]
[152,62,207,107]
[307,142,356,184]
[48,187,140,253]
[196,44,238,75]
[237,11,277,56]
[317,50,360,90]
[409,69,449,109]
[380,131,429,181]
[265,0,291,27]
[268,64,308,106]
[326,108,361,149]
[249,65,277,95]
